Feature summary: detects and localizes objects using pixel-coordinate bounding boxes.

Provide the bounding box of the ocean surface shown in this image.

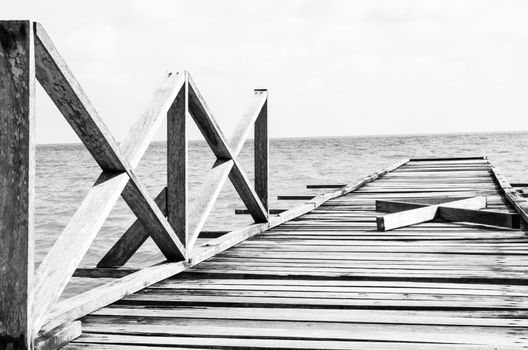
[35,132,528,297]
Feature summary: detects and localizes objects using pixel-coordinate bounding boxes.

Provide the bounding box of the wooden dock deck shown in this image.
[2,21,528,350]
[64,157,528,349]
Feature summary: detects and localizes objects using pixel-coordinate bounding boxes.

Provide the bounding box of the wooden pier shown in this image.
[1,21,528,350]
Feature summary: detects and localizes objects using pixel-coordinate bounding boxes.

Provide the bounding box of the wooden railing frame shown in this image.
[0,20,272,349]
[0,20,411,350]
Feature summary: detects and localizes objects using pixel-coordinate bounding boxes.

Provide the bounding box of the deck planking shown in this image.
[65,158,528,349]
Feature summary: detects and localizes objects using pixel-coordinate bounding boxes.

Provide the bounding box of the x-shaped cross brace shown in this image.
[376,197,521,231]
[28,23,268,334]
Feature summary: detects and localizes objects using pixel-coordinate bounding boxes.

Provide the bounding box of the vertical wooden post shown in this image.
[167,71,188,250]
[254,89,268,212]
[0,21,35,349]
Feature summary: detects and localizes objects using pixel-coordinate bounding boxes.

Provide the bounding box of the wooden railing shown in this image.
[0,20,409,349]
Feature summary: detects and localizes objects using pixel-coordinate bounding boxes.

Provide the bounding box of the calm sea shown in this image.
[35,132,528,296]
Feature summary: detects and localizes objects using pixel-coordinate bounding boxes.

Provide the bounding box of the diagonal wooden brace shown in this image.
[31,23,187,335]
[98,82,269,266]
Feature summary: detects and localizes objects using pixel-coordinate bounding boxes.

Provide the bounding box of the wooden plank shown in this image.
[229,158,268,222]
[0,20,35,350]
[410,156,487,161]
[307,184,346,189]
[77,322,526,348]
[167,72,188,248]
[236,208,286,214]
[35,322,81,350]
[92,306,528,327]
[254,91,268,211]
[438,206,520,228]
[376,200,425,212]
[489,163,528,224]
[377,197,486,231]
[41,261,188,334]
[278,195,315,200]
[70,333,506,350]
[186,159,234,249]
[34,23,124,171]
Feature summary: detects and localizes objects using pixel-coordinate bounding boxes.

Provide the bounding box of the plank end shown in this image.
[35,321,81,350]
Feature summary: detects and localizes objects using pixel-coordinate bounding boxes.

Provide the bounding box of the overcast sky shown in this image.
[5,0,528,143]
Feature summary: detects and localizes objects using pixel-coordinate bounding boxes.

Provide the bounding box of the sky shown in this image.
[3,0,528,144]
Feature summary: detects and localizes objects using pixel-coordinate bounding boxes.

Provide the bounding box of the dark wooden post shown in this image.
[254,89,268,212]
[167,71,188,250]
[0,21,35,349]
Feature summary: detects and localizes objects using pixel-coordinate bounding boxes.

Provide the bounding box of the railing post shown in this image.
[167,71,188,250]
[0,20,35,349]
[254,89,268,212]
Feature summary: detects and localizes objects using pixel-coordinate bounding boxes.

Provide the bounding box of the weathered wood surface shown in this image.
[64,158,528,349]
[0,20,35,350]
[254,91,269,211]
[42,159,406,338]
[376,197,487,231]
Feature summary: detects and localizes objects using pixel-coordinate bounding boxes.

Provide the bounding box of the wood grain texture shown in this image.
[34,23,124,172]
[167,72,188,248]
[376,197,487,231]
[185,82,268,249]
[489,162,528,224]
[99,74,268,265]
[35,322,81,350]
[31,172,129,335]
[0,20,35,350]
[32,40,186,332]
[254,92,268,211]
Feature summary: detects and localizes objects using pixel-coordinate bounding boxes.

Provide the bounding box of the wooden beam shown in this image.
[377,199,520,228]
[375,200,425,213]
[438,206,520,229]
[306,184,346,189]
[229,159,268,222]
[167,72,188,248]
[376,204,439,232]
[236,208,286,215]
[119,71,185,168]
[0,20,35,350]
[489,164,528,224]
[510,183,528,187]
[34,23,124,172]
[278,195,315,200]
[186,159,234,250]
[410,156,486,162]
[184,81,268,249]
[187,74,231,159]
[35,321,81,350]
[254,91,268,211]
[376,197,487,231]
